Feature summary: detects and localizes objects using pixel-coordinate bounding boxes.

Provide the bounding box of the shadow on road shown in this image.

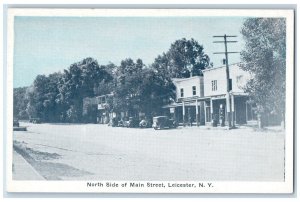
[13,141,93,180]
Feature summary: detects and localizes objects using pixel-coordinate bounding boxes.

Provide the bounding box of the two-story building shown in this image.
[202,63,253,126]
[166,63,256,126]
[203,63,254,124]
[83,93,114,124]
[163,76,206,126]
[83,63,256,126]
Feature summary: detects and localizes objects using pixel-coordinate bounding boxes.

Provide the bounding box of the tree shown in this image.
[111,58,175,118]
[25,72,62,122]
[13,87,29,119]
[21,58,113,123]
[152,38,210,78]
[56,57,112,122]
[111,58,145,115]
[25,75,50,120]
[94,63,117,96]
[43,72,63,122]
[240,18,286,128]
[137,68,176,115]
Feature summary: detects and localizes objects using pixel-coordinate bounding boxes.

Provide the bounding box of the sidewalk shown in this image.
[178,124,240,130]
[13,150,44,180]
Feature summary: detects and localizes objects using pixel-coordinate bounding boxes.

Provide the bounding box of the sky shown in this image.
[13,16,246,87]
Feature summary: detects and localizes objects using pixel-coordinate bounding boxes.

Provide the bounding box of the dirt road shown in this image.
[13,122,285,181]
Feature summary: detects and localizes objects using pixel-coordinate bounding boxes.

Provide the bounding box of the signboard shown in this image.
[97,104,104,110]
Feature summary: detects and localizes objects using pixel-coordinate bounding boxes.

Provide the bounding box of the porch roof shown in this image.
[210,92,248,100]
[162,102,199,108]
[177,96,211,102]
[162,98,210,108]
[162,92,248,108]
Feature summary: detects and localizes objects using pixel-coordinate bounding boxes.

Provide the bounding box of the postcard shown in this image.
[5,8,294,193]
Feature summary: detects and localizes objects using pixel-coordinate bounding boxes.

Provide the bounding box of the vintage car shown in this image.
[29,118,41,124]
[124,117,139,128]
[139,119,152,128]
[117,119,125,127]
[152,116,178,130]
[109,117,118,127]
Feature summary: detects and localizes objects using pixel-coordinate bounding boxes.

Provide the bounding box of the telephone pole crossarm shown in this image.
[213,35,237,38]
[213,41,238,43]
[213,52,240,54]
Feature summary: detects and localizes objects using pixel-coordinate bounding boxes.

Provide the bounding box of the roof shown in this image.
[202,62,242,73]
[95,93,114,98]
[153,116,168,118]
[162,92,248,108]
[172,76,202,83]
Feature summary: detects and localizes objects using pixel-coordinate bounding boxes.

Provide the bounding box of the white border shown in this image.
[6,8,295,17]
[5,8,295,193]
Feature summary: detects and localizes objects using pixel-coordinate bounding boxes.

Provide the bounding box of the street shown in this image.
[13,122,285,181]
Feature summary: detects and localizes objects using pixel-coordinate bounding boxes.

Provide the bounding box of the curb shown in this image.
[13,150,45,180]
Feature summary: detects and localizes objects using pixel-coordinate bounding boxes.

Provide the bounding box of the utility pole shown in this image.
[213,34,239,128]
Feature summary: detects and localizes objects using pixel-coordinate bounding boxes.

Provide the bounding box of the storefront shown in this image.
[163,98,206,126]
[204,94,249,126]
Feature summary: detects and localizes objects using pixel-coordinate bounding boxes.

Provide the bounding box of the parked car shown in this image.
[29,118,41,124]
[13,119,19,127]
[124,117,139,128]
[152,116,178,130]
[117,119,125,127]
[109,117,118,127]
[139,119,152,128]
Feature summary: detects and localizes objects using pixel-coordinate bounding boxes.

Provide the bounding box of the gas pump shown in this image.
[219,104,225,127]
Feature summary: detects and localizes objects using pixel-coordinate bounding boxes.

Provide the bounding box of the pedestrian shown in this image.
[189,115,193,127]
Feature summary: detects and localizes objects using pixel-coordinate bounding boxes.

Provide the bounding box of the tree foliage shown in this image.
[240,18,286,122]
[56,57,112,122]
[13,87,29,119]
[14,38,209,123]
[110,58,175,117]
[152,38,210,78]
[20,58,112,123]
[25,72,62,122]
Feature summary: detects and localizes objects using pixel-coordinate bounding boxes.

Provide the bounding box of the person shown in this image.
[188,115,193,127]
[212,114,218,127]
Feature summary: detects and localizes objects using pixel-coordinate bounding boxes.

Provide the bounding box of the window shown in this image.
[211,80,217,91]
[180,88,184,97]
[102,97,106,104]
[192,86,196,96]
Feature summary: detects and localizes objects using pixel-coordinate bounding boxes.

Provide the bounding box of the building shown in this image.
[202,63,255,126]
[163,76,206,126]
[83,93,114,124]
[83,93,141,124]
[166,63,257,126]
[83,63,257,126]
